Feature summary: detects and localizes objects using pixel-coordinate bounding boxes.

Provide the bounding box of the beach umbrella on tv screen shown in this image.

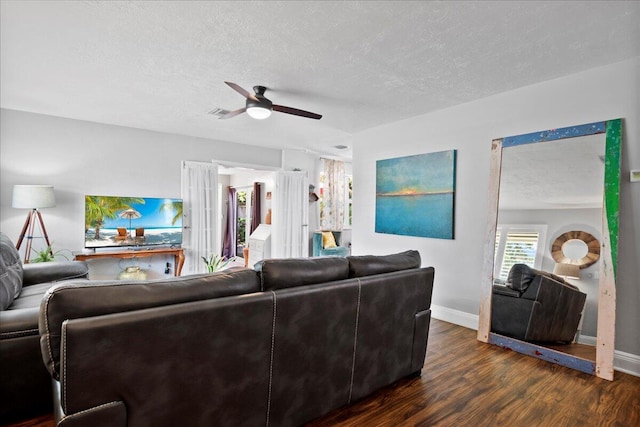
[119,208,141,233]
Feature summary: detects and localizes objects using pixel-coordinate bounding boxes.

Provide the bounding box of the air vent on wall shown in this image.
[208,108,230,117]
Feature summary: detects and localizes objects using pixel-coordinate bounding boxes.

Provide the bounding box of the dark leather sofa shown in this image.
[491,263,586,343]
[0,232,89,424]
[38,250,434,426]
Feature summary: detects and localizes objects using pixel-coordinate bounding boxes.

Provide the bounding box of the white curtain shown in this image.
[181,161,219,274]
[272,171,309,258]
[321,158,345,230]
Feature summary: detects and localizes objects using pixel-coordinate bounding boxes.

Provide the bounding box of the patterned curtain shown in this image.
[320,158,345,230]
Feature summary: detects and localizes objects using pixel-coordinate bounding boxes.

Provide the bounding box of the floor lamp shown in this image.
[12,185,56,263]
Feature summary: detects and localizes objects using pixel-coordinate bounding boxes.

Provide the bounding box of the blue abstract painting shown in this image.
[376,150,456,239]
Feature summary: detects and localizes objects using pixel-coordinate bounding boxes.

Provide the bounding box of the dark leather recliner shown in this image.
[491,263,586,343]
[0,232,89,423]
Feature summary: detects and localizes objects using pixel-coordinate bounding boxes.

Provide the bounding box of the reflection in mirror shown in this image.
[551,230,601,267]
[553,262,580,279]
[492,134,603,362]
[477,120,622,381]
[562,239,589,259]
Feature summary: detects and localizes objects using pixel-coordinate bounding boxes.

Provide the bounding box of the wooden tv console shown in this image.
[74,247,185,276]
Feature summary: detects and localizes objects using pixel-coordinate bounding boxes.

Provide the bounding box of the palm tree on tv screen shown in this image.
[159,200,183,225]
[85,196,145,240]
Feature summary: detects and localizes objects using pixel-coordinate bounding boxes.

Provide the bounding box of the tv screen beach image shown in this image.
[84,195,183,248]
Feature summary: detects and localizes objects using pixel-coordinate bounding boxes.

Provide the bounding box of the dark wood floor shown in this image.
[8,320,640,427]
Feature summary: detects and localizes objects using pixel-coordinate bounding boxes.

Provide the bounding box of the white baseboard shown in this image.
[430,305,640,377]
[614,350,640,377]
[576,334,597,346]
[431,304,479,331]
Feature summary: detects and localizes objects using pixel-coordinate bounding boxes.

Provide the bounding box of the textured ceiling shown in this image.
[1,1,639,160]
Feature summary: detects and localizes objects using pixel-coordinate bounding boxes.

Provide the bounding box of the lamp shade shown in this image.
[553,263,580,279]
[12,185,56,209]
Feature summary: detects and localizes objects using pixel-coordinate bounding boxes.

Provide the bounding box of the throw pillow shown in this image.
[322,231,337,249]
[0,232,23,310]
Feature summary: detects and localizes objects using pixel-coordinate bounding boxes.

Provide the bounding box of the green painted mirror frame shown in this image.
[477,119,622,381]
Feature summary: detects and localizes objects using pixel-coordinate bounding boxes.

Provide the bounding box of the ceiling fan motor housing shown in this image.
[246,97,272,110]
[245,86,272,119]
[247,86,272,109]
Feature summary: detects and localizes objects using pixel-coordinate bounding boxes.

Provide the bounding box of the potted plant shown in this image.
[30,244,72,263]
[201,254,237,273]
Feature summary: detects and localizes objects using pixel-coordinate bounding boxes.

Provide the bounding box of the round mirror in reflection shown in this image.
[551,230,600,268]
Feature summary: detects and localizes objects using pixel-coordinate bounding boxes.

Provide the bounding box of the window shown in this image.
[319,172,353,229]
[319,171,326,225]
[494,225,547,280]
[318,159,353,230]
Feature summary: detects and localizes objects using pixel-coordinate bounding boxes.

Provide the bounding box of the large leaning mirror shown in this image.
[477,119,622,381]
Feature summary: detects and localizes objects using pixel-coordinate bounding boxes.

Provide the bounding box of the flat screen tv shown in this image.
[84,195,183,249]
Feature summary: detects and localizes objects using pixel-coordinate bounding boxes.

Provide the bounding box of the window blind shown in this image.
[499,231,539,280]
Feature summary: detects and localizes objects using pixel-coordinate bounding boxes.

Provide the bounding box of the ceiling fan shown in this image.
[220,81,322,120]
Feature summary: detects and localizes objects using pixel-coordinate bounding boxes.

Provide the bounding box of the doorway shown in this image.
[218,165,276,260]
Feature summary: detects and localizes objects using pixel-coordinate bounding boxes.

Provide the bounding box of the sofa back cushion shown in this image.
[0,232,23,310]
[40,268,260,379]
[347,250,421,278]
[255,257,349,291]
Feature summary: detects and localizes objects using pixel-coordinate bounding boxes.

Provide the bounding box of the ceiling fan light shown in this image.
[247,106,272,120]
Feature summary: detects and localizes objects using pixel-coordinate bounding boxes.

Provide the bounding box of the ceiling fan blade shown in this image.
[273,104,322,120]
[219,107,246,119]
[224,81,258,101]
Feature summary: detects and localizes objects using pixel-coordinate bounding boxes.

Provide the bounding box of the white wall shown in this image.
[499,208,601,336]
[0,109,283,277]
[352,57,640,356]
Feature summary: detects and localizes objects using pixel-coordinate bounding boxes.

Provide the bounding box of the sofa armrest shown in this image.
[492,284,521,298]
[410,309,431,373]
[320,246,350,257]
[22,261,89,287]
